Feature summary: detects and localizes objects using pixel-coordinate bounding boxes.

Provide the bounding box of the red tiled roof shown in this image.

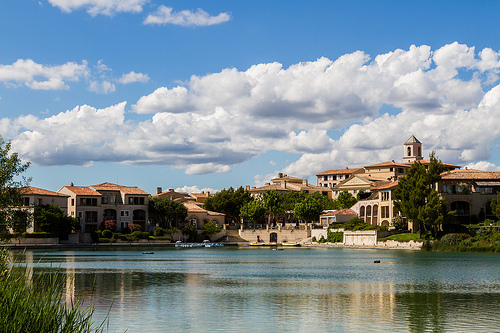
[404,160,461,168]
[183,201,225,216]
[373,181,399,190]
[317,168,364,176]
[63,186,101,196]
[21,186,68,197]
[365,161,409,168]
[91,183,149,195]
[440,169,500,180]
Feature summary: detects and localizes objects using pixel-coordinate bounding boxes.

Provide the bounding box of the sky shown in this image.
[1,1,500,195]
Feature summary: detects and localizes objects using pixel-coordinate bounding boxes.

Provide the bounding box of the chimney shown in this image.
[245,185,250,191]
[157,187,162,194]
[278,172,283,178]
[201,191,205,194]
[302,179,308,186]
[70,182,74,187]
[207,191,210,196]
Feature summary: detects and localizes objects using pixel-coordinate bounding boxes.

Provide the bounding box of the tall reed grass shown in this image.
[0,248,107,332]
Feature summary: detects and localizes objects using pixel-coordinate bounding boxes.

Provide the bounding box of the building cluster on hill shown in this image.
[10,136,500,242]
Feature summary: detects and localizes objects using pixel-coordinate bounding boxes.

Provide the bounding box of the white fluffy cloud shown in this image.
[48,0,148,16]
[5,43,500,178]
[144,6,231,26]
[117,71,150,84]
[0,59,88,90]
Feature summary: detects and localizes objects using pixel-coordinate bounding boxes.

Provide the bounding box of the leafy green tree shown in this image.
[203,186,252,223]
[149,196,188,228]
[240,199,267,222]
[10,210,30,233]
[333,190,358,209]
[293,192,327,223]
[0,136,31,232]
[490,192,500,220]
[181,225,197,241]
[262,190,285,223]
[202,221,222,237]
[418,189,454,238]
[34,204,79,239]
[394,152,447,237]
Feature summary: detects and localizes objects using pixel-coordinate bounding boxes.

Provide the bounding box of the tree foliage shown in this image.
[293,192,329,222]
[333,190,358,209]
[240,200,267,222]
[34,204,79,239]
[0,136,31,231]
[262,190,285,222]
[149,196,188,228]
[202,221,222,237]
[490,192,500,220]
[203,186,252,223]
[394,152,448,237]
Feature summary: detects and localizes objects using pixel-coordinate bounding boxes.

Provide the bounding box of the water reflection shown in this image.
[13,248,500,332]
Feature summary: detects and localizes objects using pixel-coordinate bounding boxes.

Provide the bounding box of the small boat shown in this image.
[250,242,267,246]
[142,252,154,254]
[282,242,301,247]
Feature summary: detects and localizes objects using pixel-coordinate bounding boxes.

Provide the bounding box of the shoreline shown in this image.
[2,241,422,251]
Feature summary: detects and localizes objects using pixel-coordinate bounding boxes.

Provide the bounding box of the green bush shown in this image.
[98,238,114,243]
[101,229,112,239]
[311,236,317,242]
[142,232,150,239]
[318,235,326,243]
[326,229,343,243]
[154,227,165,236]
[22,232,55,238]
[151,236,171,241]
[439,233,471,246]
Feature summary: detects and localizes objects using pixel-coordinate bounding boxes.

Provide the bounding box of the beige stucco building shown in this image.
[58,182,149,233]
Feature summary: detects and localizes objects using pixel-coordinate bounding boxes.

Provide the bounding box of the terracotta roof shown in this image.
[365,161,409,168]
[248,184,289,192]
[91,183,149,195]
[404,160,461,168]
[272,175,305,182]
[440,169,500,180]
[373,181,399,190]
[62,186,101,196]
[183,201,225,216]
[21,186,69,197]
[317,168,364,176]
[321,208,357,216]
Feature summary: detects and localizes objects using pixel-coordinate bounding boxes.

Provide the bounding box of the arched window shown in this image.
[407,146,411,156]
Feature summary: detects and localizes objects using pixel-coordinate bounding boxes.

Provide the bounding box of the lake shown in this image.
[13,247,500,332]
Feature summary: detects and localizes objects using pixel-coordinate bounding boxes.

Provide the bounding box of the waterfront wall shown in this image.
[344,230,377,246]
[238,228,310,243]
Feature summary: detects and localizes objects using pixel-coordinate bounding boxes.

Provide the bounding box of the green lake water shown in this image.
[13,247,500,332]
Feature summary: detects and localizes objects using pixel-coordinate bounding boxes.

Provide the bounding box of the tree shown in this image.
[490,192,500,220]
[0,136,31,232]
[293,193,325,223]
[240,199,267,222]
[202,221,222,238]
[418,189,454,238]
[333,190,358,209]
[10,210,30,234]
[149,196,188,228]
[262,190,285,223]
[203,186,252,223]
[394,152,447,237]
[34,204,79,239]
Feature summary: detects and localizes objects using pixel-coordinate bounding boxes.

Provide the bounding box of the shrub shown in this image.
[90,231,99,243]
[22,232,55,238]
[104,220,117,232]
[129,224,141,232]
[318,235,326,243]
[101,229,112,239]
[326,229,343,243]
[378,225,389,231]
[154,227,165,236]
[311,236,317,243]
[142,232,150,239]
[440,233,470,246]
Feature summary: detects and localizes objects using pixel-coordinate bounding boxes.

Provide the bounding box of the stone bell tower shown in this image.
[403,135,423,163]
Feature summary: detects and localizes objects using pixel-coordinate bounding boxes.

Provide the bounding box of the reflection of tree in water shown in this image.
[396,289,500,332]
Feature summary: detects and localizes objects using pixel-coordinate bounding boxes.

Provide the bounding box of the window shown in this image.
[37,198,42,206]
[407,147,411,156]
[102,196,108,204]
[79,198,97,206]
[128,197,145,205]
[381,192,389,201]
[390,168,393,172]
[77,211,83,219]
[24,197,30,206]
[71,198,75,206]
[121,210,129,217]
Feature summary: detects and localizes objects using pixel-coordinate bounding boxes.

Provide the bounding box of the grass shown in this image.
[0,248,108,333]
[378,232,423,242]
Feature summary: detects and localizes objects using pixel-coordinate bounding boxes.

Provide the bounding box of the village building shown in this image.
[58,182,149,233]
[247,173,331,198]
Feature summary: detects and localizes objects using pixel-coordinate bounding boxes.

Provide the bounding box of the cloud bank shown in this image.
[3,43,500,177]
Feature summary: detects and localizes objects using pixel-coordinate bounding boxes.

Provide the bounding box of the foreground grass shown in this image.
[0,248,107,333]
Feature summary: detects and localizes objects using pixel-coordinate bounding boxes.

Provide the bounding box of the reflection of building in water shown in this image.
[65,254,76,306]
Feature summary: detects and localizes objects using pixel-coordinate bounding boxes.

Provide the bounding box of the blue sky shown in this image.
[2,0,500,194]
